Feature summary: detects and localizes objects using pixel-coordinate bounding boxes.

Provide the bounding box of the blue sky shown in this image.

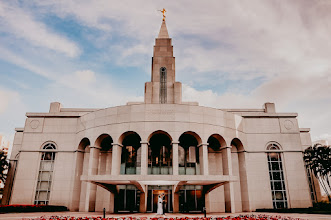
[0,0,331,145]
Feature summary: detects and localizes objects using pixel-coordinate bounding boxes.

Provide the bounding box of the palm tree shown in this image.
[0,150,9,184]
[304,144,331,202]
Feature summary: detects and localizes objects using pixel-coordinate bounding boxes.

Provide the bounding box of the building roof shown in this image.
[158,20,169,38]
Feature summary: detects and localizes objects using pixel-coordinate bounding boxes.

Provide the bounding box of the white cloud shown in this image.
[0,1,80,57]
[31,1,331,83]
[0,45,51,78]
[1,0,331,149]
[74,70,97,84]
[183,71,331,144]
[0,87,26,138]
[0,88,19,114]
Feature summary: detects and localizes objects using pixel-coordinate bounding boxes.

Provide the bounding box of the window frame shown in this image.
[34,143,57,205]
[266,143,288,209]
[159,67,167,104]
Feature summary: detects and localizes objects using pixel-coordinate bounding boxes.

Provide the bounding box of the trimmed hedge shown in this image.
[0,205,68,213]
[256,202,331,215]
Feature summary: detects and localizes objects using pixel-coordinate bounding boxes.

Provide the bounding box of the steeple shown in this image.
[158,20,169,38]
[144,20,182,104]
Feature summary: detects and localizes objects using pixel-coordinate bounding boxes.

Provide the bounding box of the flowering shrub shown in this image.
[28,215,306,220]
[0,204,68,213]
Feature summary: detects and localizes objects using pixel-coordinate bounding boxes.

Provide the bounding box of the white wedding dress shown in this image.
[157,196,163,215]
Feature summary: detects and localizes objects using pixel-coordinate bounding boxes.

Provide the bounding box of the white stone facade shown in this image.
[2,21,313,213]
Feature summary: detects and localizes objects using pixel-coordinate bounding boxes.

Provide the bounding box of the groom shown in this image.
[162,193,167,214]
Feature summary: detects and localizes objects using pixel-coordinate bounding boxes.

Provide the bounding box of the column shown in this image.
[222,146,235,213]
[85,146,101,212]
[172,142,179,175]
[173,185,179,213]
[111,143,122,175]
[139,185,148,212]
[199,143,209,175]
[140,142,149,175]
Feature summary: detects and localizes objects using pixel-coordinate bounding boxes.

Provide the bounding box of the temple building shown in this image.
[2,20,315,213]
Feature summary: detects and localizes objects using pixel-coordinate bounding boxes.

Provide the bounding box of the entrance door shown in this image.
[116,185,140,212]
[147,188,173,213]
[179,186,204,213]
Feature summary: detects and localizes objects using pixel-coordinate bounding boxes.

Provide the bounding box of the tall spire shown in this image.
[158,20,169,38]
[144,16,182,104]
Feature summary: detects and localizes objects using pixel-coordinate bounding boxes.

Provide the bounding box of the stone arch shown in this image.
[265,141,282,150]
[40,141,58,150]
[207,134,226,176]
[178,131,202,146]
[230,137,249,212]
[148,130,173,175]
[208,134,227,151]
[95,134,114,212]
[147,130,172,142]
[178,131,202,175]
[119,131,142,175]
[94,133,113,149]
[75,137,92,211]
[78,138,90,151]
[230,138,244,152]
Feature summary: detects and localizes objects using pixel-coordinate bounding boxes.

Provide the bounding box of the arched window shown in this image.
[148,132,172,175]
[160,67,167,103]
[178,133,200,175]
[266,143,287,209]
[34,143,56,205]
[120,132,141,175]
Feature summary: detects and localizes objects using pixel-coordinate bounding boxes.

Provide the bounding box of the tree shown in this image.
[304,144,331,202]
[0,150,9,184]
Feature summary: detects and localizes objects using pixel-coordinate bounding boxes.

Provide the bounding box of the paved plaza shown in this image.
[0,212,330,220]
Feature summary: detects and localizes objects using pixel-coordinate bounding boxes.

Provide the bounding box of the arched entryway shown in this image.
[148,131,172,175]
[207,134,226,175]
[178,132,201,175]
[177,132,204,213]
[231,138,249,212]
[119,131,142,175]
[95,134,114,212]
[76,138,91,211]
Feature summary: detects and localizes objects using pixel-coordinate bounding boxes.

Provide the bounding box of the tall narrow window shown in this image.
[34,143,56,205]
[267,143,287,209]
[160,67,167,103]
[306,165,317,203]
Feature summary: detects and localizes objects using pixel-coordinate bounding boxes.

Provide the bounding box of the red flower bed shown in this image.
[31,215,306,220]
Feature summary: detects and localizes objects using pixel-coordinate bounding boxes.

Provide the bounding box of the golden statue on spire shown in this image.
[159,8,166,21]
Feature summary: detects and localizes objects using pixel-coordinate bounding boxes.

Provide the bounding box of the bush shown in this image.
[0,204,68,213]
[313,201,331,210]
[256,202,331,215]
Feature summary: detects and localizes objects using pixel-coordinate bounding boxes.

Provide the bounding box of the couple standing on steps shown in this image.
[157,193,166,215]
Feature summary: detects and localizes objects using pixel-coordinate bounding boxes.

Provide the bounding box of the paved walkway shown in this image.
[0,212,330,220]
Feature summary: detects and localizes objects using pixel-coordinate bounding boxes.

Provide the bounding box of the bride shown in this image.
[157,193,164,215]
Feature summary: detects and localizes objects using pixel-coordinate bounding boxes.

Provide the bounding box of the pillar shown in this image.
[140,142,149,175]
[85,146,101,212]
[199,143,209,175]
[222,146,235,213]
[139,185,148,212]
[172,142,179,175]
[173,186,179,213]
[111,143,122,175]
[238,151,250,211]
[95,151,111,212]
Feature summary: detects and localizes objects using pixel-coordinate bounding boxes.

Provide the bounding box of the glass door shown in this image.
[116,185,140,212]
[147,186,173,213]
[179,185,204,213]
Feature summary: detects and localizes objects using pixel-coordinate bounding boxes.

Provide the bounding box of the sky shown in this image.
[0,0,330,146]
